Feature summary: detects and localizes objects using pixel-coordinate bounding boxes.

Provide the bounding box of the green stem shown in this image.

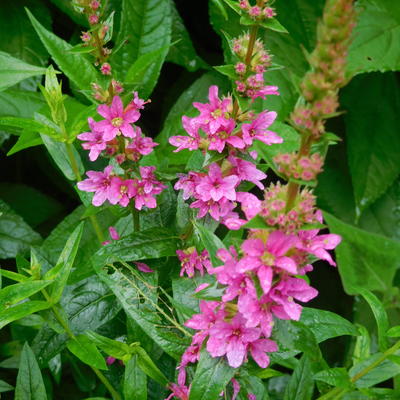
[131,205,140,232]
[316,339,400,400]
[41,289,122,400]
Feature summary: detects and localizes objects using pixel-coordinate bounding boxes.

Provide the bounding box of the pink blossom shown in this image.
[192,86,233,135]
[78,117,107,161]
[77,165,113,206]
[196,163,239,202]
[176,248,211,278]
[241,110,282,146]
[247,85,280,101]
[207,314,261,368]
[95,95,140,140]
[228,156,266,189]
[236,192,262,220]
[190,197,236,221]
[169,116,201,152]
[135,262,154,273]
[208,120,245,153]
[100,63,111,75]
[248,338,277,368]
[108,177,135,207]
[126,128,158,160]
[174,172,202,200]
[165,383,190,400]
[184,301,223,331]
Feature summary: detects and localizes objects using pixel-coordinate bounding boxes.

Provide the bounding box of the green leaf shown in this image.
[32,277,121,365]
[347,0,400,75]
[189,350,236,400]
[0,280,52,308]
[40,134,84,181]
[94,265,189,360]
[0,116,59,138]
[0,199,42,259]
[193,221,226,268]
[350,352,400,388]
[92,227,178,266]
[166,0,206,71]
[324,212,400,294]
[300,307,359,343]
[0,269,29,283]
[243,215,271,230]
[0,90,45,119]
[0,301,50,330]
[314,368,351,388]
[85,330,133,361]
[15,343,47,400]
[342,73,400,217]
[124,355,147,400]
[387,326,400,337]
[353,287,389,351]
[352,324,371,364]
[7,129,43,155]
[133,346,169,386]
[112,0,172,91]
[26,8,99,101]
[66,335,107,370]
[0,379,13,393]
[0,51,47,92]
[47,223,84,303]
[284,355,314,400]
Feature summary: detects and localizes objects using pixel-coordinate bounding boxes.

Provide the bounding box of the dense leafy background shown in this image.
[1,0,400,399]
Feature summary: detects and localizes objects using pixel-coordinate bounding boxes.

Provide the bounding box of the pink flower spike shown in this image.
[135,262,154,273]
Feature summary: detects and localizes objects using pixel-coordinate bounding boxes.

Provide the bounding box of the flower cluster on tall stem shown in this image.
[166,0,356,398]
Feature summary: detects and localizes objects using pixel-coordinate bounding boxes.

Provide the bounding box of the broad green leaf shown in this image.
[0,90,45,119]
[26,8,99,101]
[314,368,352,389]
[193,221,226,267]
[347,0,400,75]
[189,350,236,400]
[324,212,400,294]
[124,355,147,400]
[47,223,84,303]
[112,0,172,92]
[15,343,47,400]
[48,0,88,26]
[94,264,189,360]
[166,0,206,71]
[0,379,13,393]
[0,199,42,259]
[0,301,50,330]
[40,134,84,181]
[353,287,389,351]
[133,346,169,386]
[66,335,107,370]
[0,51,47,92]
[300,308,359,343]
[284,355,314,400]
[85,330,133,361]
[0,280,52,308]
[32,277,121,365]
[92,227,178,267]
[350,352,400,388]
[352,325,371,365]
[0,116,59,138]
[342,73,400,217]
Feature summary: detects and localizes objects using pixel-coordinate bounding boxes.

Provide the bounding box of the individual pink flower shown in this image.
[108,176,135,207]
[184,301,223,331]
[165,383,190,400]
[174,172,202,200]
[241,110,282,146]
[247,85,280,100]
[208,120,245,153]
[77,165,113,206]
[95,95,140,140]
[78,117,107,161]
[207,314,260,368]
[227,156,266,189]
[248,338,277,368]
[169,116,201,152]
[196,163,239,202]
[190,197,236,221]
[126,128,158,160]
[236,192,262,220]
[100,63,111,75]
[176,248,211,278]
[192,86,233,135]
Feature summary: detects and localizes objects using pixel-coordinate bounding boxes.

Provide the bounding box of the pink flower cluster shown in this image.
[176,248,212,278]
[170,86,281,224]
[77,94,165,209]
[232,35,279,100]
[179,211,340,371]
[239,0,276,21]
[274,152,323,181]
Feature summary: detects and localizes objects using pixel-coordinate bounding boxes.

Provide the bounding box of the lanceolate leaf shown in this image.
[283,355,314,400]
[66,335,107,370]
[0,280,52,308]
[324,212,400,294]
[0,301,50,330]
[112,0,172,93]
[0,51,47,92]
[124,356,147,400]
[189,350,236,400]
[15,343,47,400]
[342,73,400,217]
[26,8,99,101]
